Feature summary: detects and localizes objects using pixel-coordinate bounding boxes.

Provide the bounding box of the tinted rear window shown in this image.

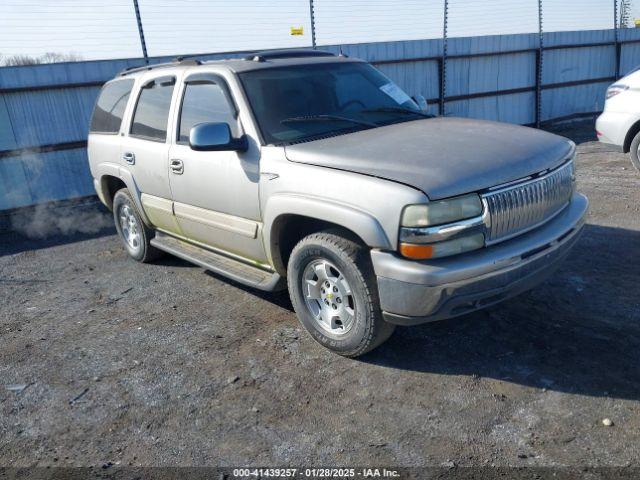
[90,79,134,134]
[130,77,175,141]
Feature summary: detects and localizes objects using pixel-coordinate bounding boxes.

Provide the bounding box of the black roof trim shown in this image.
[243,49,335,62]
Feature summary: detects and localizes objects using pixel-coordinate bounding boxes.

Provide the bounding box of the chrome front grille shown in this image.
[482,161,574,244]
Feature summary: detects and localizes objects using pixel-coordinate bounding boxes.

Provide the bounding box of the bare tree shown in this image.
[39,52,84,63]
[1,54,40,66]
[0,52,83,66]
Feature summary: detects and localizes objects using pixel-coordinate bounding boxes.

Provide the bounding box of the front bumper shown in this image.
[372,193,588,326]
[595,110,633,148]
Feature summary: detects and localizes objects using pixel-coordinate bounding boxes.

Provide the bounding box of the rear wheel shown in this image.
[112,188,162,263]
[287,230,395,357]
[629,131,640,173]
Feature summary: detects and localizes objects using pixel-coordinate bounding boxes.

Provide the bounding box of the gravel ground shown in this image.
[1,122,639,470]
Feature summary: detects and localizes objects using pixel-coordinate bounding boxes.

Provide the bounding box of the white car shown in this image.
[596,68,640,172]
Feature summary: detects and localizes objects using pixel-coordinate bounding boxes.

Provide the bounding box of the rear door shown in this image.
[124,74,181,234]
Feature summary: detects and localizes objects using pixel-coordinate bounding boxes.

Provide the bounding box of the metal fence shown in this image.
[1,0,639,211]
[2,1,636,128]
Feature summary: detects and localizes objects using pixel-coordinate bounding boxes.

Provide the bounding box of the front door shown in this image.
[168,73,265,264]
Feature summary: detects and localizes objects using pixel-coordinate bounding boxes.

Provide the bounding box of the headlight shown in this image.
[400,232,484,260]
[606,84,629,99]
[401,194,483,227]
[399,194,485,260]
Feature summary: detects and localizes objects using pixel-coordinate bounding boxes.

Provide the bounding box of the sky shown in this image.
[0,0,638,61]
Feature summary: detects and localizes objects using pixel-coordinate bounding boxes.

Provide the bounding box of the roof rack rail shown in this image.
[243,49,335,62]
[118,57,202,77]
[172,56,202,65]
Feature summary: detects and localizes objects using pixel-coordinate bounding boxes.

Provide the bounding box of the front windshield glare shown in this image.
[239,62,423,145]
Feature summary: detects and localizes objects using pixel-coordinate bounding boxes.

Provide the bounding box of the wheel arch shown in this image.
[263,195,392,276]
[94,164,151,226]
[623,119,640,153]
[99,175,127,210]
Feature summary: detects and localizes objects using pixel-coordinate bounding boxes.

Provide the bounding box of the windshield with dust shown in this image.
[239,62,427,145]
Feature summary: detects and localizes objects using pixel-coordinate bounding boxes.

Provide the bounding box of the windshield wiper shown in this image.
[281,114,377,128]
[360,107,434,118]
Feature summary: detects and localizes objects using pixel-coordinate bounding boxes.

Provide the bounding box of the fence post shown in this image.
[440,0,448,116]
[614,0,621,78]
[309,0,317,49]
[132,0,149,64]
[535,0,543,128]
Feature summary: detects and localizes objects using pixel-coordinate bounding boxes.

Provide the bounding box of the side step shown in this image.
[150,232,286,292]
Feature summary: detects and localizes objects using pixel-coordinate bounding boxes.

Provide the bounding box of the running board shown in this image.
[150,232,285,291]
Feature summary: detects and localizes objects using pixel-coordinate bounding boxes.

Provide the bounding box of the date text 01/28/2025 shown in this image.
[231,468,401,478]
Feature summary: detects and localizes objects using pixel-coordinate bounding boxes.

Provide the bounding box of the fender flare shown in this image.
[95,163,151,226]
[262,193,392,271]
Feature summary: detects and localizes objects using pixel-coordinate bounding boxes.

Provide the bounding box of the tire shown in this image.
[112,188,162,263]
[287,230,395,357]
[629,131,640,174]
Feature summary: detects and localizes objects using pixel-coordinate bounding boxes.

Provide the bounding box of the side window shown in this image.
[89,79,134,134]
[178,81,237,143]
[130,77,175,141]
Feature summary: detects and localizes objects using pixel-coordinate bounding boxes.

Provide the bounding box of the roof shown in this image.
[117,49,362,79]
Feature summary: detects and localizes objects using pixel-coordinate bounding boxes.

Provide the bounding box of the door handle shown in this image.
[170,159,184,175]
[122,152,135,165]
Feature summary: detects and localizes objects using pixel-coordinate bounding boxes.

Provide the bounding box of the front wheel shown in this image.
[629,131,640,173]
[287,231,395,357]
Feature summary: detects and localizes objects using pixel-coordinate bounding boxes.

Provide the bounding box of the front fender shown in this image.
[262,193,392,269]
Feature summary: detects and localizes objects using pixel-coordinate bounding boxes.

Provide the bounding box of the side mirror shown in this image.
[189,122,248,152]
[412,94,429,112]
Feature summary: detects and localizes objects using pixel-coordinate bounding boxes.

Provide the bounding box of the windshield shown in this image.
[239,62,427,145]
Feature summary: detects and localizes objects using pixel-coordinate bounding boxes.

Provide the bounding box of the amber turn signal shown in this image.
[399,243,434,260]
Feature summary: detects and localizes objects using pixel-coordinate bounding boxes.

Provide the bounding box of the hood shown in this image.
[284,117,574,200]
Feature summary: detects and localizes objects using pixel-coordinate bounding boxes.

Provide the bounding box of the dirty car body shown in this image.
[87,49,588,356]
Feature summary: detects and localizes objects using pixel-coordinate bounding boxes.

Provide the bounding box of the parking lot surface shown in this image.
[1,122,639,468]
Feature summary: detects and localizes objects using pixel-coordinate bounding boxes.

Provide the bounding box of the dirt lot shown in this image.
[1,122,639,470]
